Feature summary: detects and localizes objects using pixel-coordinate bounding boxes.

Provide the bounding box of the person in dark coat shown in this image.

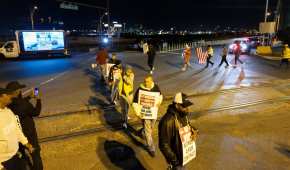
[147,44,156,74]
[6,81,43,170]
[218,45,229,68]
[158,92,198,170]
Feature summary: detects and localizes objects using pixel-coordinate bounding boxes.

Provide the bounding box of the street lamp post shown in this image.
[99,12,108,34]
[30,6,38,30]
[262,0,269,45]
[264,0,269,22]
[123,23,126,33]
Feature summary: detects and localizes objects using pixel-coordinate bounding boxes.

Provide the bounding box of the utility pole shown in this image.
[275,0,281,31]
[264,0,269,22]
[262,0,269,45]
[106,0,110,35]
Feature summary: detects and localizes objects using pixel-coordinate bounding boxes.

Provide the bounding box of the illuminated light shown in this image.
[103,37,109,44]
[114,24,122,28]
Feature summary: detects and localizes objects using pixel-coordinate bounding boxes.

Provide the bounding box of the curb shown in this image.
[255,54,281,61]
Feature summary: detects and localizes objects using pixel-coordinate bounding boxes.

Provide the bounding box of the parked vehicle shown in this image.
[0,30,69,59]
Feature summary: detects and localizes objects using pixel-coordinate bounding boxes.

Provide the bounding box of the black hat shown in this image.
[0,88,13,96]
[173,92,193,107]
[6,81,26,91]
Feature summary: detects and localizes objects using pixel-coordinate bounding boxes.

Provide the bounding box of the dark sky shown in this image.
[0,0,279,30]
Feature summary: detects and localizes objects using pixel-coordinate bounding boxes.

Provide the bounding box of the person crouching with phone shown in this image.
[6,81,43,170]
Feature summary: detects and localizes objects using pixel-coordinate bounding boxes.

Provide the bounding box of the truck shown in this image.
[0,30,69,59]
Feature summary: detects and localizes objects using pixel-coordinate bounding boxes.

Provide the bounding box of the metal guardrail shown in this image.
[158,39,232,53]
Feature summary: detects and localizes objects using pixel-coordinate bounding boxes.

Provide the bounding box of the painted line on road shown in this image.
[22,52,96,95]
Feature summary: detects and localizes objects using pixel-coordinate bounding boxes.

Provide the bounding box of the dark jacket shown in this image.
[158,104,191,166]
[8,94,41,148]
[108,64,121,82]
[147,46,156,57]
[108,58,121,65]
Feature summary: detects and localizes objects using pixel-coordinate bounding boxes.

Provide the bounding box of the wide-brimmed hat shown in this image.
[6,81,26,91]
[173,92,193,107]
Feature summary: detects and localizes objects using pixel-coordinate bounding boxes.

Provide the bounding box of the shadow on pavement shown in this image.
[157,71,183,81]
[124,125,148,150]
[127,62,147,72]
[165,60,182,69]
[84,68,123,131]
[275,144,290,159]
[104,140,147,170]
[192,67,207,76]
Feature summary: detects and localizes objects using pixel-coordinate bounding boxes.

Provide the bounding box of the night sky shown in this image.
[0,0,278,31]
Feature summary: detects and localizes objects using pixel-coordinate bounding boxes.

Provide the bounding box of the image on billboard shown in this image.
[22,31,64,51]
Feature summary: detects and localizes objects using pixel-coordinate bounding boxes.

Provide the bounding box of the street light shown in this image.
[30,6,38,30]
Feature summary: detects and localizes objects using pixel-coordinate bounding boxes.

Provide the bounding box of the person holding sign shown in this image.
[158,92,198,170]
[109,64,123,105]
[133,75,163,157]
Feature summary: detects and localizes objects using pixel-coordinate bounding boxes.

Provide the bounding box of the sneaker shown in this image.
[152,67,155,71]
[188,63,193,68]
[122,123,127,129]
[149,70,153,74]
[181,67,186,71]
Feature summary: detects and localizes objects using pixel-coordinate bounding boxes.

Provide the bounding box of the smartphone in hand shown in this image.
[33,88,39,97]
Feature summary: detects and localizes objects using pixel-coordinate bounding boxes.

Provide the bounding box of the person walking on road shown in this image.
[159,92,198,170]
[280,44,290,68]
[143,41,149,55]
[133,75,163,157]
[181,44,192,71]
[120,66,135,129]
[147,44,156,74]
[233,42,244,66]
[0,88,34,170]
[96,46,109,81]
[218,45,230,68]
[109,64,123,105]
[205,45,214,68]
[6,81,43,170]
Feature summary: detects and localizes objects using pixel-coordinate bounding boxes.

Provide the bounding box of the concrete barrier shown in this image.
[256,46,272,55]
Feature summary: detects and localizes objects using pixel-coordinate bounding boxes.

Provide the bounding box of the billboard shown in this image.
[22,31,65,51]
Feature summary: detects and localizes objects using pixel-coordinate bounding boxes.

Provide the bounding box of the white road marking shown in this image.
[23,53,95,95]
